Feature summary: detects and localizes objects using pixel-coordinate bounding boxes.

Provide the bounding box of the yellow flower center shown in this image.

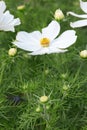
[40,37,50,47]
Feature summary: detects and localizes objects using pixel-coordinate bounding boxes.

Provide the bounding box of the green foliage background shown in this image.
[0,0,87,130]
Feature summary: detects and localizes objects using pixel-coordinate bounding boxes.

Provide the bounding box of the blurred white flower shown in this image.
[13,20,77,55]
[80,50,87,58]
[67,0,87,28]
[0,1,21,32]
[54,9,64,20]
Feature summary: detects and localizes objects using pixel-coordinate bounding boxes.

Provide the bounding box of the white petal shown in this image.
[70,19,87,28]
[48,47,68,54]
[29,48,49,55]
[80,0,87,13]
[52,30,77,49]
[29,31,42,40]
[0,11,13,25]
[42,20,60,41]
[0,1,6,14]
[67,11,87,18]
[10,18,21,26]
[13,31,42,51]
[0,11,21,32]
[30,47,67,55]
[0,25,15,32]
[16,31,42,42]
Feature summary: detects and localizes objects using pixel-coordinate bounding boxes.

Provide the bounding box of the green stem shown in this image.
[42,55,46,88]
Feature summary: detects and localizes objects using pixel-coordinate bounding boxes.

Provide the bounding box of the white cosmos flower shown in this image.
[12,20,77,55]
[0,1,21,32]
[67,0,87,28]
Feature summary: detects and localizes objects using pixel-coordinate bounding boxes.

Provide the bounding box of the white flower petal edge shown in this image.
[80,0,87,13]
[67,11,87,18]
[52,30,77,49]
[30,48,50,55]
[67,0,87,28]
[13,31,42,51]
[0,1,21,32]
[0,11,20,32]
[42,20,60,41]
[70,19,87,28]
[30,48,68,55]
[0,1,6,14]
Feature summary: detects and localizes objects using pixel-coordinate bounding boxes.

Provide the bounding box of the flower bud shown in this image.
[60,73,68,79]
[8,48,17,56]
[40,95,48,103]
[17,5,25,11]
[63,85,69,91]
[46,105,50,110]
[45,69,49,75]
[80,50,87,58]
[36,106,41,112]
[54,9,64,20]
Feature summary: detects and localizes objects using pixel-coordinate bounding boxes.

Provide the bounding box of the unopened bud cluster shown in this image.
[36,95,50,113]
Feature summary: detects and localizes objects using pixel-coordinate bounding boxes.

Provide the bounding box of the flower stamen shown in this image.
[40,37,50,47]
